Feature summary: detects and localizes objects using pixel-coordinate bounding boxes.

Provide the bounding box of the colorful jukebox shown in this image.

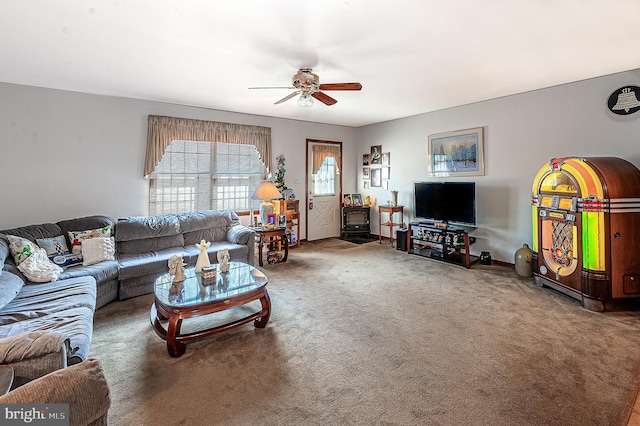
[531,157,640,311]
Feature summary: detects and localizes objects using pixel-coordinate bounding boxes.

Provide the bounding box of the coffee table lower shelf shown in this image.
[150,287,271,357]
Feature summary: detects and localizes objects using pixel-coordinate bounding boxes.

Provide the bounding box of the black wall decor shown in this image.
[607,85,640,116]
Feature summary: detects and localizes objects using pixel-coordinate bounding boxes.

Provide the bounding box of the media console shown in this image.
[407,221,478,268]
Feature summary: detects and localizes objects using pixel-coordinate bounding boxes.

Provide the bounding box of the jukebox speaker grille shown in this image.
[552,221,574,267]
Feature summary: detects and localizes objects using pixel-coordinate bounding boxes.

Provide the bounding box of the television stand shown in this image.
[408,222,478,268]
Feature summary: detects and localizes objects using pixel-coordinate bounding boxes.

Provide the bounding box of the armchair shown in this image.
[0,331,110,426]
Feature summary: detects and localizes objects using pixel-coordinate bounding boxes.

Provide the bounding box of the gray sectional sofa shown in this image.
[116,210,255,299]
[0,209,255,365]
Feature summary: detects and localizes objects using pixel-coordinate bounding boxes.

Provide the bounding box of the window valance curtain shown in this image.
[312,145,340,174]
[144,115,272,177]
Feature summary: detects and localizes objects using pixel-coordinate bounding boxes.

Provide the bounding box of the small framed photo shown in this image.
[363,167,370,179]
[343,194,352,207]
[352,194,363,207]
[370,145,382,164]
[363,154,370,166]
[277,214,287,227]
[266,213,276,226]
[370,168,381,187]
[383,180,389,190]
[382,152,390,165]
[381,167,390,180]
[363,181,369,190]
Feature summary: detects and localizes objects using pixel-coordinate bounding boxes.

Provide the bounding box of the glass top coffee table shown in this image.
[150,261,270,357]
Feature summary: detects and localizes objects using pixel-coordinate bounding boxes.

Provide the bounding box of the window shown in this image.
[313,155,337,196]
[149,140,267,215]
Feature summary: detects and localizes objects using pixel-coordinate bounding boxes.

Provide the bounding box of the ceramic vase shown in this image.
[514,243,533,277]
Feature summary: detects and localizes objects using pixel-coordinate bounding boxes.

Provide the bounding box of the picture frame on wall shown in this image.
[363,181,369,189]
[381,167,390,180]
[370,145,382,164]
[363,167,370,179]
[427,127,485,177]
[381,152,390,165]
[371,168,381,187]
[363,154,370,166]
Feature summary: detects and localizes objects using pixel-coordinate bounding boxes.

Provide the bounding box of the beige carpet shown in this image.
[90,239,640,425]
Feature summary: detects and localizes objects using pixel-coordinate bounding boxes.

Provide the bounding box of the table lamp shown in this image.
[251,180,282,226]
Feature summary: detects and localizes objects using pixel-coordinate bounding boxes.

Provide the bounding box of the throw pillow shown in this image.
[50,253,84,269]
[35,235,82,269]
[68,226,112,256]
[81,237,115,266]
[7,235,39,266]
[36,235,70,256]
[16,248,63,282]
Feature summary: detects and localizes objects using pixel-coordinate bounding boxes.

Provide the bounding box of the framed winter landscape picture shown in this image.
[427,127,484,177]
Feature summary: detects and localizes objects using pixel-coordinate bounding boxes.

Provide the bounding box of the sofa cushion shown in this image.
[0,223,63,244]
[0,271,24,311]
[117,247,189,280]
[178,210,239,245]
[0,237,9,267]
[57,215,116,247]
[116,215,184,254]
[59,260,119,285]
[0,277,96,363]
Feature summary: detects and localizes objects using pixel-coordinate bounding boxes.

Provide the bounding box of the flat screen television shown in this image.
[413,182,476,226]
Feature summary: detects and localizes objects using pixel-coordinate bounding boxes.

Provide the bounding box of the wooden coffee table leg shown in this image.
[254,290,271,328]
[166,315,186,357]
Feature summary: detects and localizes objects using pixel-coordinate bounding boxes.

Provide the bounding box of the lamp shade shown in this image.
[251,181,282,200]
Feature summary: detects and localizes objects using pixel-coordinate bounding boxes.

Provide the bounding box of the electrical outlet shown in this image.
[293,178,301,184]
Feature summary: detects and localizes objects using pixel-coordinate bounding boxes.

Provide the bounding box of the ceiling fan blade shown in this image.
[318,82,362,91]
[312,91,338,106]
[275,91,300,105]
[249,86,296,90]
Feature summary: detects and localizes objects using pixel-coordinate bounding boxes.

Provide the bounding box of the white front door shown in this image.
[307,140,342,241]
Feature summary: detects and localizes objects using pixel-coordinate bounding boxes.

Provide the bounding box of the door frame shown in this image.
[305,139,343,241]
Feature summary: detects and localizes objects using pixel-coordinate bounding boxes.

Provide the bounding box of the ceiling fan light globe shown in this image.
[297,94,314,107]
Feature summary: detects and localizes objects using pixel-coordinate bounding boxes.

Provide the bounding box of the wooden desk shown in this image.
[378,205,404,247]
[253,227,289,266]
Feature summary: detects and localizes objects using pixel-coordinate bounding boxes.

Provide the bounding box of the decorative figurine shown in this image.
[217,248,230,273]
[168,255,187,282]
[195,240,211,272]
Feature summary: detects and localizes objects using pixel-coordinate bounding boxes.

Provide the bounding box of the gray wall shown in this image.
[357,69,640,262]
[0,82,358,238]
[2,69,639,263]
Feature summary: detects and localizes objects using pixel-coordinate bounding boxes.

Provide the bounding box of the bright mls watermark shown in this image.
[1,404,69,425]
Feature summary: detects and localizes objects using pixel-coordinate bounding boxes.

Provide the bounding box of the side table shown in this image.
[378,205,404,247]
[253,227,289,266]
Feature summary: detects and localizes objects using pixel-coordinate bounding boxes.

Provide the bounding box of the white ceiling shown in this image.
[2,1,640,127]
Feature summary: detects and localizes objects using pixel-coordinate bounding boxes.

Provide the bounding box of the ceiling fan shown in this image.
[249,68,362,107]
